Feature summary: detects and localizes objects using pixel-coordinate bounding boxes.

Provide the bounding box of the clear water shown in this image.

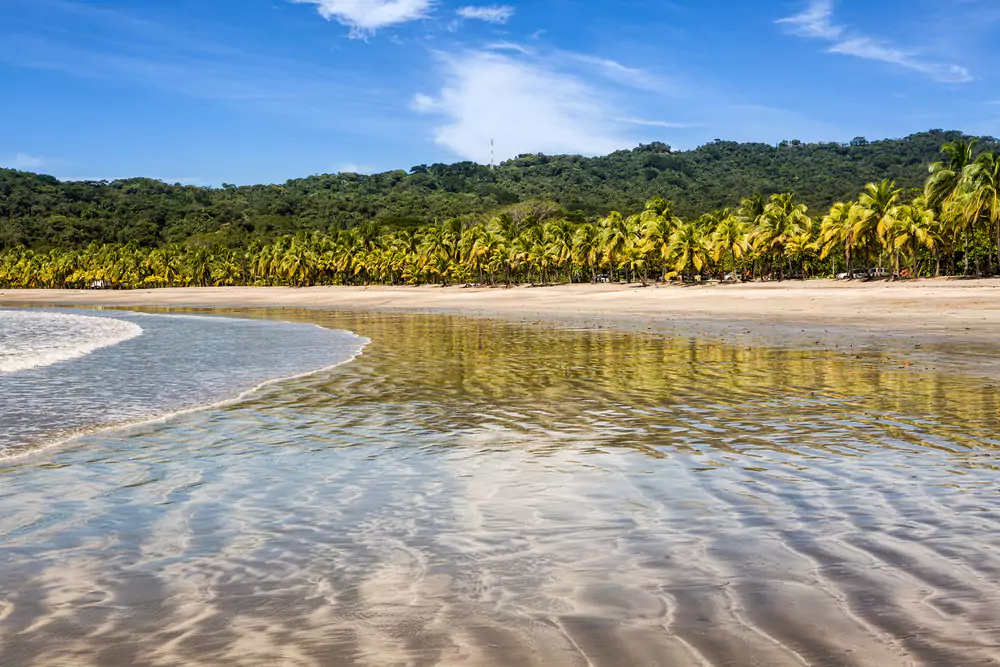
[0,308,366,457]
[1,309,999,666]
[0,309,142,373]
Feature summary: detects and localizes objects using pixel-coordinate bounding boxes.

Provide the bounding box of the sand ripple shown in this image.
[1,312,999,666]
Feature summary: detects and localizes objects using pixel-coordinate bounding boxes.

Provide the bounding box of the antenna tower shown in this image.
[490,138,495,172]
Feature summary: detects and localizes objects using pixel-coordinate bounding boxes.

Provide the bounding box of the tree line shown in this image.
[1,139,997,289]
[2,130,995,251]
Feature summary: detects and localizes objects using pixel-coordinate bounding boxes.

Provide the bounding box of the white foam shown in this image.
[0,310,143,374]
[0,327,369,463]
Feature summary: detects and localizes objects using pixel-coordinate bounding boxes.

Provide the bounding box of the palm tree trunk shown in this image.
[965,224,971,275]
[975,218,982,276]
[995,219,1000,277]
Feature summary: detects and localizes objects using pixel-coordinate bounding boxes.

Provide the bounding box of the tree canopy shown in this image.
[2,130,995,251]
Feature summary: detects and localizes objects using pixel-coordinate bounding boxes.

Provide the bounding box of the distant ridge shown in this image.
[1,129,996,249]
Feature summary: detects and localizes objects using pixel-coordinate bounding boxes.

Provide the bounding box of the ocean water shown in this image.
[1,309,999,667]
[0,308,366,458]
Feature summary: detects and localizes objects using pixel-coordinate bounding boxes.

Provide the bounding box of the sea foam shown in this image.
[0,310,143,373]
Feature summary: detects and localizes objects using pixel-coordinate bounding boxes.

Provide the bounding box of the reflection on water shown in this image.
[1,311,999,667]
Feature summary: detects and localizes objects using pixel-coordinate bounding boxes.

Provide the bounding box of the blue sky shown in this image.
[1,0,998,185]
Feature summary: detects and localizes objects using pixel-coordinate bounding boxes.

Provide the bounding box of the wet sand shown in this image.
[3,278,1000,345]
[1,310,999,666]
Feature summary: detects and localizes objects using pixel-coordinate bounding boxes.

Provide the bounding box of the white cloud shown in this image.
[2,153,45,170]
[289,0,434,36]
[484,41,534,55]
[565,53,667,91]
[777,0,971,83]
[410,92,436,111]
[456,5,515,24]
[776,0,842,40]
[829,37,971,83]
[412,51,630,162]
[614,117,698,129]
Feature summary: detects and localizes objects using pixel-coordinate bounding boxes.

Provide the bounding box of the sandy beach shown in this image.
[3,278,999,343]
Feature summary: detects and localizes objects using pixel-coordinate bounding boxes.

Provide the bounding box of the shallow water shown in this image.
[0,309,364,457]
[1,309,999,666]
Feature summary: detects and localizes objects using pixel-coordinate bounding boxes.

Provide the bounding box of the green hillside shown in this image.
[1,129,995,250]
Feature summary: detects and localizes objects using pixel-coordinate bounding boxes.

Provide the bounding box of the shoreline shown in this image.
[0,313,370,465]
[3,278,999,344]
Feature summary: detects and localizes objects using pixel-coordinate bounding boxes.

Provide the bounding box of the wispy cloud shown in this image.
[776,0,842,39]
[1,153,46,170]
[288,0,434,36]
[456,5,515,24]
[614,117,699,129]
[484,41,534,55]
[563,53,668,92]
[412,51,630,162]
[777,0,972,83]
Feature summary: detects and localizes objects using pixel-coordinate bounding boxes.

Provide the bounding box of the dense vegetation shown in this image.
[1,130,998,288]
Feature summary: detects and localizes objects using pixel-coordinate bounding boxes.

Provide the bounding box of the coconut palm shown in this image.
[599,211,635,282]
[545,219,576,283]
[755,193,811,279]
[890,200,935,278]
[784,232,817,280]
[668,220,712,281]
[737,194,768,279]
[956,152,1000,275]
[710,211,747,280]
[819,202,856,277]
[927,140,978,274]
[642,207,682,281]
[854,180,901,273]
[926,139,977,211]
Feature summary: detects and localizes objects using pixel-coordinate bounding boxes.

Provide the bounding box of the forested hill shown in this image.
[2,129,995,249]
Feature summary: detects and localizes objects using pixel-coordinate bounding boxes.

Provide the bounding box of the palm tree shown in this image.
[891,200,935,278]
[187,247,213,287]
[956,152,1000,275]
[281,241,317,286]
[599,211,635,282]
[927,140,977,274]
[619,238,651,286]
[470,227,503,284]
[710,211,747,280]
[854,180,901,273]
[819,201,856,277]
[784,232,817,280]
[755,193,811,279]
[419,225,456,285]
[572,223,601,283]
[926,139,977,211]
[642,207,682,281]
[668,220,711,281]
[544,219,575,283]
